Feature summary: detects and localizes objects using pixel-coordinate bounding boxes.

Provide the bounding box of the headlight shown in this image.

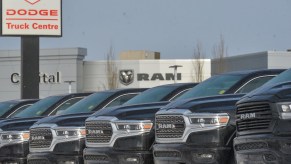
[0,131,30,141]
[277,102,291,119]
[279,103,291,112]
[114,120,153,132]
[187,113,229,128]
[55,128,86,138]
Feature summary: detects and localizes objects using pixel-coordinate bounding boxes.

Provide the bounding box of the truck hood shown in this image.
[157,94,245,125]
[239,81,291,103]
[89,101,170,121]
[0,116,44,131]
[160,94,245,113]
[34,112,93,127]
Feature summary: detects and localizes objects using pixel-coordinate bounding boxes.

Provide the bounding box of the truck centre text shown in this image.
[6,23,59,30]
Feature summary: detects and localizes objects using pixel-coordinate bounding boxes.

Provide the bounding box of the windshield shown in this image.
[176,74,244,100]
[123,86,179,105]
[263,69,291,86]
[0,101,17,117]
[12,96,63,118]
[59,92,113,115]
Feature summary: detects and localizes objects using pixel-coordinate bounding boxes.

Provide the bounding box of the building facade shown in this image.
[0,48,211,101]
[211,51,291,74]
[1,48,290,101]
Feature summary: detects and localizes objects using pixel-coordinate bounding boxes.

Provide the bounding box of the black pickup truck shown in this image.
[0,99,39,119]
[84,69,284,164]
[0,92,93,164]
[234,68,291,164]
[153,69,286,164]
[26,83,196,164]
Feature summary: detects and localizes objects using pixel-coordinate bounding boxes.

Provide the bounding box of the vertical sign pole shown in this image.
[21,36,39,99]
[169,65,183,84]
[174,67,177,83]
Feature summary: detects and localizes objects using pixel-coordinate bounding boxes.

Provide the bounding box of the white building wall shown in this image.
[0,50,21,100]
[39,48,86,98]
[268,51,291,69]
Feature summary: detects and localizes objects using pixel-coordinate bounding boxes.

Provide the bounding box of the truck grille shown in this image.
[235,142,268,151]
[29,128,52,148]
[154,151,181,158]
[28,159,50,164]
[84,155,109,161]
[155,115,185,138]
[85,121,112,143]
[236,102,272,132]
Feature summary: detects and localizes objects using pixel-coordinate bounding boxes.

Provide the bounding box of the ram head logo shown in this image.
[119,70,134,86]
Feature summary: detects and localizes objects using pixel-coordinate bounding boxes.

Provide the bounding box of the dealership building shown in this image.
[0,48,290,101]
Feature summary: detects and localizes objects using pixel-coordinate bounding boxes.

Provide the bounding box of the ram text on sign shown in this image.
[1,0,62,36]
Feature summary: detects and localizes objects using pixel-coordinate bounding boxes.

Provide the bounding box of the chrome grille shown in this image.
[236,102,272,132]
[85,121,112,143]
[29,128,52,148]
[155,115,185,138]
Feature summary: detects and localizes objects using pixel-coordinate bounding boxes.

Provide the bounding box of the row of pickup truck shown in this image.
[0,68,290,164]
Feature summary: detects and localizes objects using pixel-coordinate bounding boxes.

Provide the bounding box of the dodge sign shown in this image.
[1,0,62,36]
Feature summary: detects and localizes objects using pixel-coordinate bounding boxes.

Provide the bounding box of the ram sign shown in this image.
[1,0,62,36]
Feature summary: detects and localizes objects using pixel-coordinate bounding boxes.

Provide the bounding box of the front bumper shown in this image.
[0,142,29,164]
[153,143,232,164]
[27,152,83,164]
[83,147,153,164]
[234,135,291,164]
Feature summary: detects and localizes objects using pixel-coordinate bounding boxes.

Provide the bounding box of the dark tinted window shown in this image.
[12,96,63,118]
[52,97,84,115]
[170,89,191,101]
[236,76,275,93]
[177,74,244,100]
[0,101,18,117]
[59,92,113,115]
[106,93,138,107]
[7,104,32,118]
[264,69,291,86]
[123,86,180,105]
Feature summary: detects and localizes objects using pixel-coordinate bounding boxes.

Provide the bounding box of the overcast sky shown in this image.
[1,0,290,60]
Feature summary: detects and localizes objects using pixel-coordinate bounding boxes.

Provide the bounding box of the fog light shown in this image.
[193,153,215,162]
[66,162,75,164]
[126,157,138,162]
[198,153,213,159]
[61,161,75,164]
[126,157,139,162]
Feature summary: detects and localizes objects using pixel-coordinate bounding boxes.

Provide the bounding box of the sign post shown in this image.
[169,65,183,83]
[21,36,39,99]
[1,0,62,99]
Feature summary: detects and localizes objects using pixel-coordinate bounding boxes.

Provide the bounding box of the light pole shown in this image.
[64,80,76,93]
[169,65,183,83]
